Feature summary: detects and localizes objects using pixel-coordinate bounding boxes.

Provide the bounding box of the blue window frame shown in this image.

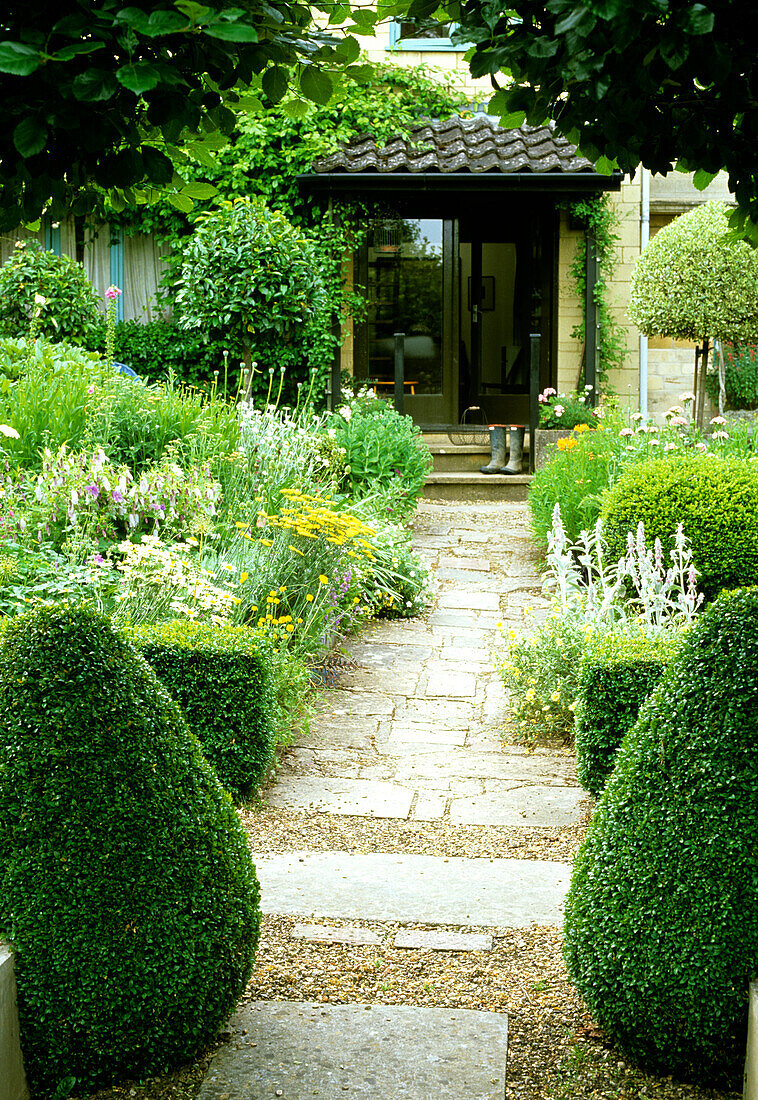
[109,225,125,322]
[388,18,466,50]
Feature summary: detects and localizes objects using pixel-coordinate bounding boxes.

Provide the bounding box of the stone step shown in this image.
[197,1001,508,1100]
[251,851,571,927]
[423,473,533,502]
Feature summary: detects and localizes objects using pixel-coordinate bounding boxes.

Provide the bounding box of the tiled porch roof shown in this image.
[312,116,598,175]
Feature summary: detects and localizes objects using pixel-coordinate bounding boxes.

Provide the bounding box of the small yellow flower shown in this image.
[306,593,314,602]
[286,624,294,632]
[318,575,328,584]
[239,572,249,583]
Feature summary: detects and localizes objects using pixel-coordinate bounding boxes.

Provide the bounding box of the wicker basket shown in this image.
[447,406,490,447]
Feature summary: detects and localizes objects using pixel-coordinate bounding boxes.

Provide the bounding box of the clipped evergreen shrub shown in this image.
[564,587,758,1085]
[601,454,758,600]
[0,604,260,1098]
[129,619,276,802]
[575,631,681,797]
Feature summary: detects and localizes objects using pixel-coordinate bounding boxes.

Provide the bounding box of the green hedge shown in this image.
[564,587,758,1085]
[575,632,681,797]
[129,619,276,803]
[0,604,260,1098]
[601,454,758,601]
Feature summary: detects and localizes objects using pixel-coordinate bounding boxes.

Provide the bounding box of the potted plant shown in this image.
[535,386,600,468]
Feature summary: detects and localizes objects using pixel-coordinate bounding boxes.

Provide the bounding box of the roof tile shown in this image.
[313,116,597,175]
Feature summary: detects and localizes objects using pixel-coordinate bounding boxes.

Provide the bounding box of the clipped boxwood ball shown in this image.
[601,454,758,601]
[0,604,261,1098]
[564,587,758,1085]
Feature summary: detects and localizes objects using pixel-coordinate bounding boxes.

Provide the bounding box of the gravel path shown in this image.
[84,501,740,1100]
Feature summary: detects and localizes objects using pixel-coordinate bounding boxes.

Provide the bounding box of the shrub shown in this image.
[129,619,276,802]
[601,454,758,600]
[574,631,681,796]
[0,604,260,1098]
[113,319,229,390]
[564,587,758,1085]
[328,395,432,505]
[0,242,102,348]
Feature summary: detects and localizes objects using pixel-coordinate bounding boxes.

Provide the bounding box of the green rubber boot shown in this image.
[480,426,507,474]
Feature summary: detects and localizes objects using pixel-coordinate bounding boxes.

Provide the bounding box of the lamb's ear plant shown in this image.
[501,506,702,744]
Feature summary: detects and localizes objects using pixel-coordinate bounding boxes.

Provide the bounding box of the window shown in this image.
[388,18,466,51]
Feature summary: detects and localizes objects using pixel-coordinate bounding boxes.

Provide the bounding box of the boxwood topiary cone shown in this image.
[564,587,758,1085]
[0,603,261,1099]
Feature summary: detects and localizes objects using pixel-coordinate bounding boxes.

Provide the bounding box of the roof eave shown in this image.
[298,170,623,195]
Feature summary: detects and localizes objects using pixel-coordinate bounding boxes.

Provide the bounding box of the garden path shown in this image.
[198,502,589,1100]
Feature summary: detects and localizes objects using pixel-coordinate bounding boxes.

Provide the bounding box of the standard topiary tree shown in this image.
[176,196,329,398]
[564,586,758,1085]
[601,453,758,602]
[628,201,758,424]
[0,241,102,347]
[0,603,261,1099]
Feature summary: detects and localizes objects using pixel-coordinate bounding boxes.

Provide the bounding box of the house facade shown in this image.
[0,13,736,422]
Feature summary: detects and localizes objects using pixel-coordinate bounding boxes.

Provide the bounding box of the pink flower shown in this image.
[105,285,122,300]
[669,416,689,427]
[709,416,727,426]
[619,427,634,437]
[538,393,547,404]
[695,441,708,452]
[87,385,95,394]
[553,404,564,418]
[542,387,557,398]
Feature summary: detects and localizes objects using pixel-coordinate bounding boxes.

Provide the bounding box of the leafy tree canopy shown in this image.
[0,0,378,231]
[387,0,758,236]
[629,201,758,343]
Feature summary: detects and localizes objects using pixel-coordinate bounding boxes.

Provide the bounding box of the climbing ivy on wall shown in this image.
[566,194,628,394]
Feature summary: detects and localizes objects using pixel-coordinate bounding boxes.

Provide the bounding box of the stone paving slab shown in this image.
[252,852,571,926]
[394,699,475,726]
[315,691,397,717]
[343,668,420,695]
[291,924,382,946]
[438,555,491,571]
[198,1002,508,1100]
[436,590,502,612]
[424,669,478,697]
[345,642,434,666]
[412,792,448,820]
[449,785,584,827]
[393,930,493,952]
[266,778,413,819]
[387,723,467,747]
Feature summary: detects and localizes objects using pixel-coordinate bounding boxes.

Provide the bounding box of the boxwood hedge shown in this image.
[564,587,758,1085]
[128,619,276,803]
[601,454,758,601]
[575,631,681,797]
[0,604,260,1098]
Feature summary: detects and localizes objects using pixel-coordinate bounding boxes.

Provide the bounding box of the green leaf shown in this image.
[142,145,175,185]
[281,98,311,119]
[262,65,289,103]
[0,40,41,75]
[525,36,559,58]
[143,10,190,36]
[693,168,718,191]
[300,66,333,106]
[334,35,361,64]
[684,3,714,34]
[181,181,218,199]
[204,22,258,42]
[593,155,617,175]
[116,62,162,95]
[13,117,47,158]
[50,42,104,62]
[167,192,196,212]
[72,69,117,102]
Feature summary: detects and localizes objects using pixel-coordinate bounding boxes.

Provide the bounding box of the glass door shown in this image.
[355,217,456,426]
